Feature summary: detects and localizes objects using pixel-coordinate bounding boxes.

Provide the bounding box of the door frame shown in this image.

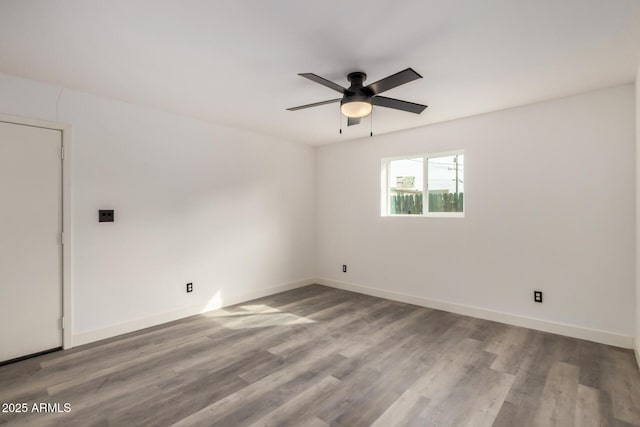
[0,113,73,350]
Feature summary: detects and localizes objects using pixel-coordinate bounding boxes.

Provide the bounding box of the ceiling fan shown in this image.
[287,68,428,126]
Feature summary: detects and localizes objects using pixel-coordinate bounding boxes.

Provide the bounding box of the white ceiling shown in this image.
[0,1,639,145]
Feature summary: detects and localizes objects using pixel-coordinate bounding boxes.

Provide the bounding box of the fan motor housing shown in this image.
[343,71,371,105]
[347,71,367,87]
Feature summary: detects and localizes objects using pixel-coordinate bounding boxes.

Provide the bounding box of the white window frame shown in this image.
[381,149,464,218]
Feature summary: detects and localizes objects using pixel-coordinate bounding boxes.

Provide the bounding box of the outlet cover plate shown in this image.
[99,210,114,223]
[534,290,543,303]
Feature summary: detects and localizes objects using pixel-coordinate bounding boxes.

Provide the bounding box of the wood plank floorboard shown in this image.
[1,284,639,426]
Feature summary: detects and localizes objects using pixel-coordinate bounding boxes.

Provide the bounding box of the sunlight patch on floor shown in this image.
[199,290,224,313]
[203,304,314,329]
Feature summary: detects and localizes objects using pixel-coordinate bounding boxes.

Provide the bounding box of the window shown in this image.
[382,151,464,217]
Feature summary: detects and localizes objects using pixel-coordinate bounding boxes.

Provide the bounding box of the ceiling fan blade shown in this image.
[347,117,361,126]
[286,98,341,111]
[299,73,348,94]
[372,96,427,114]
[364,68,422,95]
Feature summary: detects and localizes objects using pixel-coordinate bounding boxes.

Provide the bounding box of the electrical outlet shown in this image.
[342,264,347,273]
[186,282,193,293]
[534,290,542,303]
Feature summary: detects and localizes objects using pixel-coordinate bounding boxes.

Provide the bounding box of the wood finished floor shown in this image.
[1,284,640,427]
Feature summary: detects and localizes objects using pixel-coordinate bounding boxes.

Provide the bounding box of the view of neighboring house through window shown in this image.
[388,157,424,215]
[383,151,464,217]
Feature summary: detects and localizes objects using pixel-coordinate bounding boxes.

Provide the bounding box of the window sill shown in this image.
[382,212,465,218]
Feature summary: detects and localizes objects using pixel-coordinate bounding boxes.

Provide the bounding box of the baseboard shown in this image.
[316,277,634,349]
[72,276,635,351]
[72,278,315,347]
[635,340,640,370]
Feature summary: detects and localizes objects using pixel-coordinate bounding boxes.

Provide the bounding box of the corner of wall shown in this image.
[636,62,640,368]
[312,144,320,279]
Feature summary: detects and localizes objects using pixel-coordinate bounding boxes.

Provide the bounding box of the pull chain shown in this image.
[339,106,342,134]
[370,107,373,137]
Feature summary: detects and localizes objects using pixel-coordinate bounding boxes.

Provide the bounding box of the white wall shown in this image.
[317,85,636,344]
[0,72,316,343]
[0,70,635,349]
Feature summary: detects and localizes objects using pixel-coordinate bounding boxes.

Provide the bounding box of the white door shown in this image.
[0,121,63,363]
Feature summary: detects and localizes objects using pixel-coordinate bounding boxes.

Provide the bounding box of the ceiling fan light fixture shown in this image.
[341,101,372,118]
[288,68,427,125]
